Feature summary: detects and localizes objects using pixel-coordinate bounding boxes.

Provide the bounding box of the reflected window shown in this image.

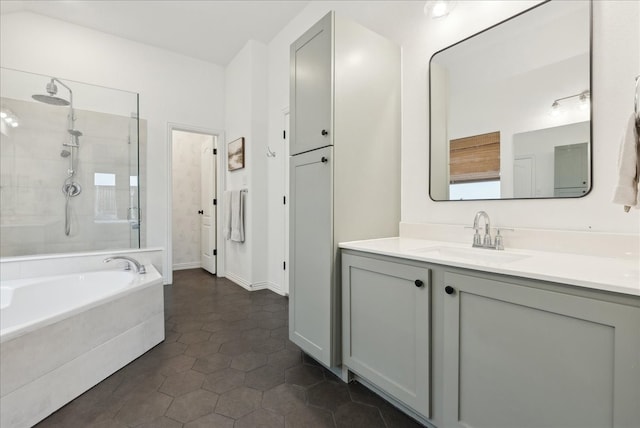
[94,172,117,220]
[450,180,500,200]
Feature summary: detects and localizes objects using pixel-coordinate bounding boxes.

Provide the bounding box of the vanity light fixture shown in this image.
[550,90,590,114]
[424,0,457,19]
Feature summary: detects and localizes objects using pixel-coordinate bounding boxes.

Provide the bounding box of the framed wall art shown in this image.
[228,137,245,171]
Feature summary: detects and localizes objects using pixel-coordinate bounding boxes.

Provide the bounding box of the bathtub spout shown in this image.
[104,256,146,274]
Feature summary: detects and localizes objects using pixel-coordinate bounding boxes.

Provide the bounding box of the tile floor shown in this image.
[36,269,425,428]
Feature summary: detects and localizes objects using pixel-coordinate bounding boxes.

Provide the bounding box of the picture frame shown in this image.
[228,137,245,171]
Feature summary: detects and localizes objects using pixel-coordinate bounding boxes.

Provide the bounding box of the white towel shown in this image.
[612,114,640,211]
[230,190,245,242]
[223,190,232,240]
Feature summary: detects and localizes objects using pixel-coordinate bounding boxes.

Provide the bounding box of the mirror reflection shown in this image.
[429,0,591,201]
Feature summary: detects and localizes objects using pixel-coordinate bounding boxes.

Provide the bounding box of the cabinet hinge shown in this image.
[213,148,217,155]
[213,249,217,256]
[213,198,217,205]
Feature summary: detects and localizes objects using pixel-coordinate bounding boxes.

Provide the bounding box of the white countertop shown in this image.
[339,237,640,297]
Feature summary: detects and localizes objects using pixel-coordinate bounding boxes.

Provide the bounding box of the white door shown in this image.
[283,110,290,295]
[201,138,216,274]
[514,156,534,198]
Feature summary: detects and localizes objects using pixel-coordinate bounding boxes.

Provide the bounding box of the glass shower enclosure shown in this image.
[0,68,143,257]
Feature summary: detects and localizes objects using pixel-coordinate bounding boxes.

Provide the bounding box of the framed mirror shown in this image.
[429,0,591,201]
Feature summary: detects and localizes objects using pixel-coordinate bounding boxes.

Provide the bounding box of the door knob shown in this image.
[198,210,204,215]
[321,129,328,136]
[445,285,455,295]
[414,279,424,288]
[321,157,328,163]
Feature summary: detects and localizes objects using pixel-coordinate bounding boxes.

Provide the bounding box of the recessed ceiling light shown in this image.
[424,0,457,19]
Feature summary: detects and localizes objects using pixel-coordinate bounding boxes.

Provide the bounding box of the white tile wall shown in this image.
[0,97,145,257]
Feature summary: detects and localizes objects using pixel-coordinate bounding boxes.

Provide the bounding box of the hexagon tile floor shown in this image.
[36,268,425,428]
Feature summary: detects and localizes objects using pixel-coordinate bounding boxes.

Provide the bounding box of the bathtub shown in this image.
[0,264,164,428]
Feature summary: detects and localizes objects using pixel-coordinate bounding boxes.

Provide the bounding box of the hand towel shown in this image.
[230,190,245,242]
[223,190,232,240]
[612,113,640,211]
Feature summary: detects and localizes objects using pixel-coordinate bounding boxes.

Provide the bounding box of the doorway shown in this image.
[170,128,218,274]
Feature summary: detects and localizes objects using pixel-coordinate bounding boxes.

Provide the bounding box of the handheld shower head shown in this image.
[60,149,71,158]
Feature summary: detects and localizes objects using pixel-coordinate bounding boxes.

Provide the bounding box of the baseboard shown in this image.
[266,281,288,296]
[172,262,201,271]
[225,272,267,292]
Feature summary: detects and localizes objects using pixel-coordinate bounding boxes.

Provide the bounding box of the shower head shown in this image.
[60,149,71,158]
[32,79,70,106]
[68,129,83,137]
[32,94,70,106]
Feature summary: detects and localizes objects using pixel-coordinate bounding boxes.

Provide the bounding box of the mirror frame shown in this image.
[428,0,593,202]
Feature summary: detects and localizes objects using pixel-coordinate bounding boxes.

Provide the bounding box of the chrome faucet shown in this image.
[470,211,512,250]
[472,211,492,247]
[104,256,146,274]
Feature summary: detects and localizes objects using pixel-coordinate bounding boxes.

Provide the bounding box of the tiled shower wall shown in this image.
[0,98,146,257]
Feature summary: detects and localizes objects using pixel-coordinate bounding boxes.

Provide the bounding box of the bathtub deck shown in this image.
[34,269,424,428]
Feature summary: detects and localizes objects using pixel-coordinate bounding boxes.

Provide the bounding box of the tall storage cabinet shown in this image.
[289,11,401,367]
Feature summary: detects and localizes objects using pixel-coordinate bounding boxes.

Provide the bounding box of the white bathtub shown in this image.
[0,265,165,428]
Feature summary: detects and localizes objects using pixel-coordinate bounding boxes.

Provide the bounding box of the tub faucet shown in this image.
[472,211,492,248]
[104,256,146,274]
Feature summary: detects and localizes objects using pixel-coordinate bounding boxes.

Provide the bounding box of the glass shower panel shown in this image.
[0,67,141,257]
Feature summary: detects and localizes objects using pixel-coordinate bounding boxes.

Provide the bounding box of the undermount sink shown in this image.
[410,246,530,264]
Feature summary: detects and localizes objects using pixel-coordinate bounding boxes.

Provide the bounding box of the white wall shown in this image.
[0,12,226,282]
[224,40,269,290]
[402,0,640,232]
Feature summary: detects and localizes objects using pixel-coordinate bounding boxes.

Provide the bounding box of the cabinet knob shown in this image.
[445,285,455,295]
[321,157,328,163]
[321,129,329,136]
[197,210,204,215]
[414,279,424,288]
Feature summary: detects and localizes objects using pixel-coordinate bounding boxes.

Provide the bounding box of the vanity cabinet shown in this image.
[341,253,431,417]
[341,250,640,428]
[442,271,640,428]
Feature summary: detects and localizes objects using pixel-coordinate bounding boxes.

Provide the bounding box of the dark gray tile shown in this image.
[379,402,426,428]
[114,391,172,427]
[178,330,211,344]
[202,368,246,394]
[214,386,262,419]
[285,406,335,428]
[184,340,221,358]
[244,364,285,391]
[230,352,268,372]
[159,369,205,397]
[235,408,285,428]
[334,402,386,428]
[184,412,234,428]
[136,416,183,428]
[192,353,232,374]
[165,389,219,423]
[308,380,351,412]
[262,383,307,416]
[285,364,324,387]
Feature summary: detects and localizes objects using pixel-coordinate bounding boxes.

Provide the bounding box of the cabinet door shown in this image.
[289,147,334,366]
[554,142,588,189]
[290,12,332,156]
[443,272,640,428]
[342,253,430,417]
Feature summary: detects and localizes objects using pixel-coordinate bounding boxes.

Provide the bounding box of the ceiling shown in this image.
[0,1,427,66]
